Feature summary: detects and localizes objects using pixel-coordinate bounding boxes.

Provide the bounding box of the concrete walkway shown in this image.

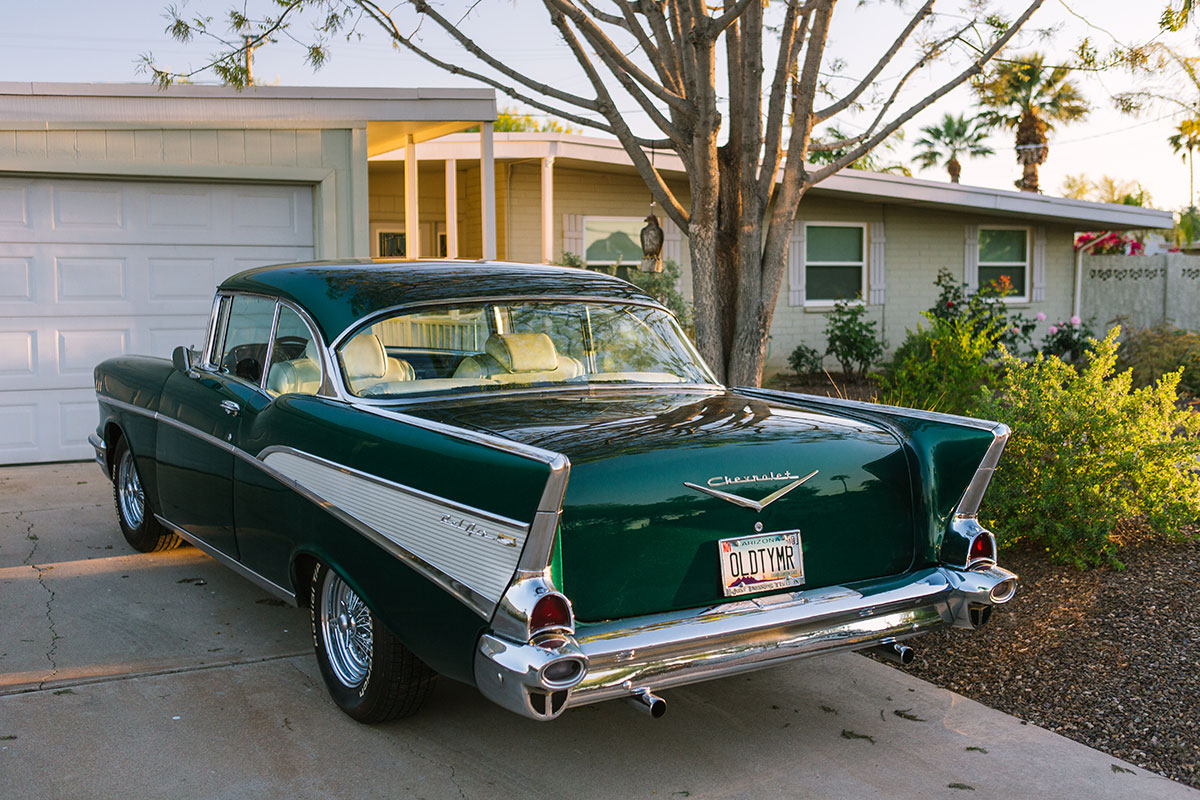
[1,462,1196,800]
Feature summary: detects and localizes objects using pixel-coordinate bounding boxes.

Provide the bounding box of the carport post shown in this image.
[481,122,497,260]
[445,159,458,259]
[405,134,419,259]
[541,153,555,264]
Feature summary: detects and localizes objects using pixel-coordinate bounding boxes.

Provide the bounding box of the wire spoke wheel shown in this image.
[117,447,145,530]
[320,570,373,688]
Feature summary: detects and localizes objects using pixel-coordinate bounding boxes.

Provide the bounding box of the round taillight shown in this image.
[969,532,995,563]
[530,594,571,633]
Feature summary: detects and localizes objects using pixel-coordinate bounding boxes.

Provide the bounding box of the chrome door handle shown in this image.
[219,400,241,417]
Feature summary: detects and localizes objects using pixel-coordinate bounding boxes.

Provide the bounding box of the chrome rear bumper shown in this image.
[475,565,1016,720]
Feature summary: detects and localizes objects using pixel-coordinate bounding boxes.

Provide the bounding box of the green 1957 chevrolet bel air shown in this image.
[90,260,1016,723]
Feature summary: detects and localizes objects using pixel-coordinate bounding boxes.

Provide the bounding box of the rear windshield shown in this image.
[336,300,716,398]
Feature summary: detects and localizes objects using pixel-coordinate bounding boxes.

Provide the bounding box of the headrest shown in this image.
[485,333,559,373]
[341,333,387,381]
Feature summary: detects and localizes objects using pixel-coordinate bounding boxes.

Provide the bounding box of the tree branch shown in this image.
[814,0,935,122]
[549,9,690,229]
[810,0,1047,184]
[400,0,597,111]
[577,0,627,27]
[757,1,810,198]
[545,0,694,119]
[612,0,681,94]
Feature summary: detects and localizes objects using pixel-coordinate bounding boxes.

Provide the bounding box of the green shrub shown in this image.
[928,268,1037,357]
[1117,322,1200,398]
[788,343,824,377]
[824,298,884,379]
[1040,316,1097,364]
[877,314,1001,415]
[975,328,1200,567]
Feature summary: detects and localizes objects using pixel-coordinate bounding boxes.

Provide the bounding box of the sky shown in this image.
[0,1,1194,211]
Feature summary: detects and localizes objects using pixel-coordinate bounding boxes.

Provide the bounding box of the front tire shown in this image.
[309,561,436,723]
[112,436,181,553]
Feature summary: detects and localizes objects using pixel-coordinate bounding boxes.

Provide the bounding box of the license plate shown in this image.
[718,531,805,597]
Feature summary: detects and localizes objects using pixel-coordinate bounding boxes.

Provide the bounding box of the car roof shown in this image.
[219,259,663,342]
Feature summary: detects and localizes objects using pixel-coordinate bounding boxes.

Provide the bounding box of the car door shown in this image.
[155,293,278,559]
[230,301,330,588]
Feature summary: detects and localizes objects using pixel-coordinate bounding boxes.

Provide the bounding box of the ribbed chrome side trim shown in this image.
[154,514,297,605]
[260,447,529,607]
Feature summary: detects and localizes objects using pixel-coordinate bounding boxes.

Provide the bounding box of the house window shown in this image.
[584,216,644,267]
[377,230,406,258]
[978,227,1029,299]
[805,222,866,304]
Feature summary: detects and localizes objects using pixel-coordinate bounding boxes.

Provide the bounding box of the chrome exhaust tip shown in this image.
[627,688,667,718]
[989,578,1017,604]
[870,642,914,666]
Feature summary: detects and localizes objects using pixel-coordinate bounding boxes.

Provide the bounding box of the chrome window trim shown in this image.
[200,290,334,399]
[155,513,297,605]
[327,296,720,402]
[329,294,673,351]
[259,300,284,392]
[202,293,226,369]
[343,382,725,408]
[954,423,1010,519]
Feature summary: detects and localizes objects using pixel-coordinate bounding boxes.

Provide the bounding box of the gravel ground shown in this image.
[885,528,1200,788]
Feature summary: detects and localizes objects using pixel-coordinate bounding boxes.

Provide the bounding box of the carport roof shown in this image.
[0,82,497,154]
[378,131,1174,231]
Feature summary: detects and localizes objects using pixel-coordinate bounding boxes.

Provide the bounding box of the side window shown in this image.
[265,306,323,396]
[217,295,277,384]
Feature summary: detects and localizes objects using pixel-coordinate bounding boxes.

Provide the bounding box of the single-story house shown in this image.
[0,84,1173,465]
[371,131,1172,377]
[0,82,501,464]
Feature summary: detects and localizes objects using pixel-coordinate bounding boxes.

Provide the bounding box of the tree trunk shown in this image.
[947,156,961,183]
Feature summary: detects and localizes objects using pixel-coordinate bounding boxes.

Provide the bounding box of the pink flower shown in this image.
[1048,325,1059,335]
[1012,327,1019,334]
[1036,312,1046,322]
[1070,315,1081,326]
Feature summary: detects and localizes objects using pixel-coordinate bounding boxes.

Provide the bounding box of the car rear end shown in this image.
[472,391,1018,721]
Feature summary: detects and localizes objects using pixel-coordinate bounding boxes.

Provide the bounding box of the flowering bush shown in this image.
[927,269,1036,356]
[1074,231,1145,255]
[976,328,1200,567]
[1041,315,1096,364]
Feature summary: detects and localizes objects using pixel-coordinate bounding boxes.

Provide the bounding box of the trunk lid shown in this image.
[407,390,914,621]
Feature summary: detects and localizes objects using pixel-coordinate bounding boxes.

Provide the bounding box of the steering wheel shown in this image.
[273,336,310,361]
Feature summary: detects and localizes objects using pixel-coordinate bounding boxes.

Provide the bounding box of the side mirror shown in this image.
[172,345,197,374]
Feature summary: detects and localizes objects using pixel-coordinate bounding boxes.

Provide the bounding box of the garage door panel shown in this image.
[0,176,314,464]
[0,244,314,318]
[0,389,99,463]
[0,178,314,247]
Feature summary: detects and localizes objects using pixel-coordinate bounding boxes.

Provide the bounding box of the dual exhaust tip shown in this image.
[626,687,667,718]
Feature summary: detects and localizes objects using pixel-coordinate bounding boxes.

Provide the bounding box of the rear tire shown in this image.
[112,436,181,553]
[309,561,436,723]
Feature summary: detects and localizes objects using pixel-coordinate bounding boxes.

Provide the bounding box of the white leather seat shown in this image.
[266,339,323,396]
[452,333,582,385]
[340,333,415,395]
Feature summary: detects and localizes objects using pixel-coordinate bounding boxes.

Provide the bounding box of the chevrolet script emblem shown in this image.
[684,469,818,512]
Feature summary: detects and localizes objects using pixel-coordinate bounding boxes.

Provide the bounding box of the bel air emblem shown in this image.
[684,469,818,513]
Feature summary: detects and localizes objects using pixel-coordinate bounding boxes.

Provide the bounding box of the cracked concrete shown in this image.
[1,461,1197,800]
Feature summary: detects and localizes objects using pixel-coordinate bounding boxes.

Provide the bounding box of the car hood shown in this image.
[403,390,915,621]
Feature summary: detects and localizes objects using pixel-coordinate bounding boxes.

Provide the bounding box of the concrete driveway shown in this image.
[1,462,1195,800]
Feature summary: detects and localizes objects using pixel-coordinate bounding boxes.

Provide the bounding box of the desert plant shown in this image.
[975,328,1200,567]
[788,343,824,378]
[877,314,1002,415]
[1117,322,1200,397]
[823,299,884,379]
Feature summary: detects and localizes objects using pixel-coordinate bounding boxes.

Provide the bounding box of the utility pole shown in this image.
[243,34,257,84]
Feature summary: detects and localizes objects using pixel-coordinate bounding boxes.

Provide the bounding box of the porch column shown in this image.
[445,159,458,259]
[404,134,419,259]
[540,155,555,264]
[480,121,497,260]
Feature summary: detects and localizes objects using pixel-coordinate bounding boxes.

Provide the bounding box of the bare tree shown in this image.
[144,0,1045,386]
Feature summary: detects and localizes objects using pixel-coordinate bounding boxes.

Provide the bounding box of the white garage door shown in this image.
[0,177,315,464]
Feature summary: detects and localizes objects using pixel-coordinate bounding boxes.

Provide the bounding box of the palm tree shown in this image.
[1168,117,1200,206]
[912,113,994,183]
[973,53,1089,193]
